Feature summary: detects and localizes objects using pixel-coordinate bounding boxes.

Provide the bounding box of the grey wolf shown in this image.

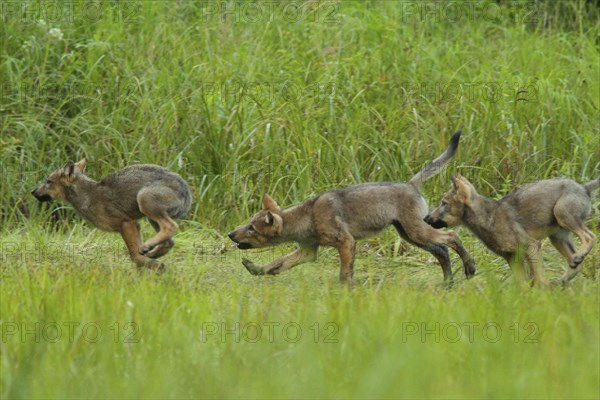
[425,175,599,285]
[31,159,192,270]
[228,130,476,283]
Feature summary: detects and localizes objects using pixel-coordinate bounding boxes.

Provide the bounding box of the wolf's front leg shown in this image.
[508,241,548,286]
[525,241,549,287]
[242,245,318,276]
[336,238,356,283]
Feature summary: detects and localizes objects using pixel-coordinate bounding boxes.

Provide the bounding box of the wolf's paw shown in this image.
[570,255,584,268]
[465,260,477,278]
[242,258,264,276]
[139,243,156,256]
[146,247,162,258]
[146,240,174,259]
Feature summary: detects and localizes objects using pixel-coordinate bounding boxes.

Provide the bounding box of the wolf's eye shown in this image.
[441,200,448,206]
[46,180,53,185]
[248,225,255,232]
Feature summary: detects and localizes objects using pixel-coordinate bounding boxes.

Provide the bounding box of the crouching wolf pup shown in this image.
[229,130,476,284]
[31,159,192,270]
[425,175,599,285]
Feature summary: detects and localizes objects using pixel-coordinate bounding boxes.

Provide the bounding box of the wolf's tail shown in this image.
[584,178,600,193]
[409,129,461,188]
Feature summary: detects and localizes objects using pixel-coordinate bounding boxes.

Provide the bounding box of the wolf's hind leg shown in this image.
[146,219,175,258]
[396,216,477,279]
[137,187,180,256]
[554,196,595,267]
[549,230,583,283]
[393,221,453,283]
[549,230,576,265]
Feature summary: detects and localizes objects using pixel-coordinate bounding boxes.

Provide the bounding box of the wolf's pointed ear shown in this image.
[63,161,76,177]
[454,176,473,205]
[262,194,279,211]
[264,211,274,225]
[264,211,283,233]
[451,175,465,192]
[74,159,87,173]
[451,175,460,190]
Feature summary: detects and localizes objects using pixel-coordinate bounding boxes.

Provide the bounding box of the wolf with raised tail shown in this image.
[229,130,476,284]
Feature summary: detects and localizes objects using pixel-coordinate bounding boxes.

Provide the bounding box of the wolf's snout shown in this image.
[228,231,236,241]
[31,188,51,202]
[424,214,447,229]
[424,214,433,224]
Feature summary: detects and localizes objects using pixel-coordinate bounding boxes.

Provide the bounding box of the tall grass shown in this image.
[1,0,598,229]
[1,1,599,399]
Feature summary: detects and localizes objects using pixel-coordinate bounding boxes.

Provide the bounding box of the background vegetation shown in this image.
[1,0,598,227]
[1,0,599,398]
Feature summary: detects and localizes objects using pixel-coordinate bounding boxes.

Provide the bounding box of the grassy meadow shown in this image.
[1,0,599,398]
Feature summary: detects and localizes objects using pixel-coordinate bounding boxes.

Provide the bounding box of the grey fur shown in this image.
[425,176,598,285]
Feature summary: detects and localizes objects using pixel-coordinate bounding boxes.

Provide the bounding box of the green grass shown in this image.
[1,0,599,398]
[1,227,599,398]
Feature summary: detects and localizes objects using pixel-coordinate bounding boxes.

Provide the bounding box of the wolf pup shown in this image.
[229,130,476,284]
[425,175,599,285]
[31,159,192,270]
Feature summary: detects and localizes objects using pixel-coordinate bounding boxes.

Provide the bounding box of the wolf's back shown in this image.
[102,165,192,217]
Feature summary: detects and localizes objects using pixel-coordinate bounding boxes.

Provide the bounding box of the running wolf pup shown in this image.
[229,131,476,283]
[425,175,599,285]
[32,159,192,270]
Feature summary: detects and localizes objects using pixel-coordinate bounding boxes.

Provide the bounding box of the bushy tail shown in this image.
[409,129,461,188]
[585,178,600,192]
